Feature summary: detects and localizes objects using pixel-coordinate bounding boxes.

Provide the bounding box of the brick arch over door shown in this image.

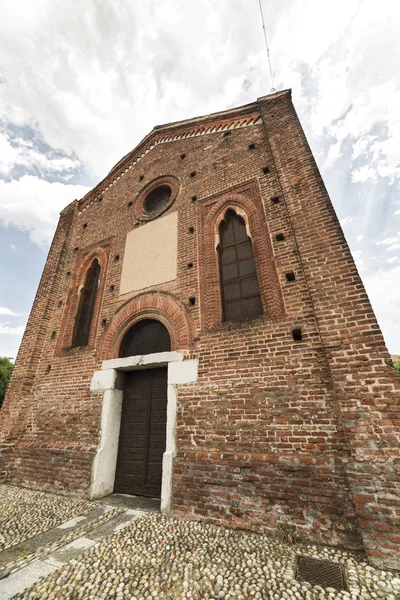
[99,291,195,360]
[199,191,284,330]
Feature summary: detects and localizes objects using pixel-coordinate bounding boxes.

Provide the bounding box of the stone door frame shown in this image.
[89,351,198,512]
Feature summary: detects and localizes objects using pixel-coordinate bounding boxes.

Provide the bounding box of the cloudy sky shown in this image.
[0,0,399,358]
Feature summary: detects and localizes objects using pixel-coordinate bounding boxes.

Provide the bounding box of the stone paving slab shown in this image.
[1,488,399,599]
[0,505,107,568]
[97,493,160,512]
[87,510,143,541]
[0,561,57,600]
[0,505,144,599]
[10,513,400,600]
[0,504,129,581]
[0,485,95,552]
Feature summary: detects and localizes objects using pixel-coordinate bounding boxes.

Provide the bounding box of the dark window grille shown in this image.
[72,259,100,347]
[119,319,171,358]
[144,185,171,215]
[218,210,262,322]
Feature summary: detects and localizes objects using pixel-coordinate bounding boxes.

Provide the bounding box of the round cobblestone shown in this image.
[0,485,94,551]
[14,514,400,600]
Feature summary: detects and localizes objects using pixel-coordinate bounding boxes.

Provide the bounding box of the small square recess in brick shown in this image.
[295,556,347,591]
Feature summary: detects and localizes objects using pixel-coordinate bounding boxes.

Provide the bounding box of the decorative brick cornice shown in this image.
[77,90,293,214]
[78,111,263,214]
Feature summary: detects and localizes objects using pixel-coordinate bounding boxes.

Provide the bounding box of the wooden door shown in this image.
[114,367,167,497]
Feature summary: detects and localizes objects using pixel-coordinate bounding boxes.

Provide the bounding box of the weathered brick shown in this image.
[1,90,399,569]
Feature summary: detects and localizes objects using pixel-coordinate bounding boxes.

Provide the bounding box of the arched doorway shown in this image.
[114,319,170,498]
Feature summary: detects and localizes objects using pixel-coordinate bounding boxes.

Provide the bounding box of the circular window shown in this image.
[133,175,180,222]
[144,185,171,215]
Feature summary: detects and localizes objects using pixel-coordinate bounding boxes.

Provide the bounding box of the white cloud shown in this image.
[351,135,377,160]
[340,216,355,226]
[352,249,364,268]
[0,131,80,178]
[0,175,90,246]
[0,324,25,335]
[0,0,272,178]
[0,0,397,189]
[387,256,398,264]
[0,323,25,358]
[272,1,400,186]
[356,235,363,243]
[351,166,377,184]
[376,234,400,247]
[363,264,400,354]
[0,307,21,316]
[325,141,342,166]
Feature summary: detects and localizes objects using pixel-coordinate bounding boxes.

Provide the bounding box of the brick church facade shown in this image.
[1,90,399,569]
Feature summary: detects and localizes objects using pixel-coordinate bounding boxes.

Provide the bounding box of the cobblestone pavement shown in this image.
[0,485,94,551]
[12,513,400,600]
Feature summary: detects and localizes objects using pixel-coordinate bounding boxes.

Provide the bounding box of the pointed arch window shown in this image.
[72,258,100,347]
[218,210,262,322]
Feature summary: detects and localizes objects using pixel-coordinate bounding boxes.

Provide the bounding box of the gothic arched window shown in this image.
[72,258,100,347]
[218,210,262,322]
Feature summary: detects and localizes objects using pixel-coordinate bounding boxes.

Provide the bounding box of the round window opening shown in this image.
[144,185,172,215]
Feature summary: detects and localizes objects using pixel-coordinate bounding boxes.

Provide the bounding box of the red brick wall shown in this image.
[257,92,400,568]
[5,444,95,495]
[173,320,361,549]
[1,90,398,568]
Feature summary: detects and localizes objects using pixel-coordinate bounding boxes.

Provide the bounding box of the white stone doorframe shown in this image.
[89,351,198,512]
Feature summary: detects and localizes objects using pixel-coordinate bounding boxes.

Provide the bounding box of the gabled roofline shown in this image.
[78,89,291,213]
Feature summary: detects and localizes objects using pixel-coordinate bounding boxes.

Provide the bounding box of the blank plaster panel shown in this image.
[120,212,178,294]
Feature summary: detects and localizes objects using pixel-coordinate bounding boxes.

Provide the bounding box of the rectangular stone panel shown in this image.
[120,212,178,294]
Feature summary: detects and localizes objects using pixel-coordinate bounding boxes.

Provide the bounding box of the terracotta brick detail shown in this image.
[99,291,195,360]
[198,182,284,330]
[56,244,110,353]
[1,90,399,569]
[132,175,180,222]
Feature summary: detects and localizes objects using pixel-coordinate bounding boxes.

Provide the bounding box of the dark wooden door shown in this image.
[114,367,167,498]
